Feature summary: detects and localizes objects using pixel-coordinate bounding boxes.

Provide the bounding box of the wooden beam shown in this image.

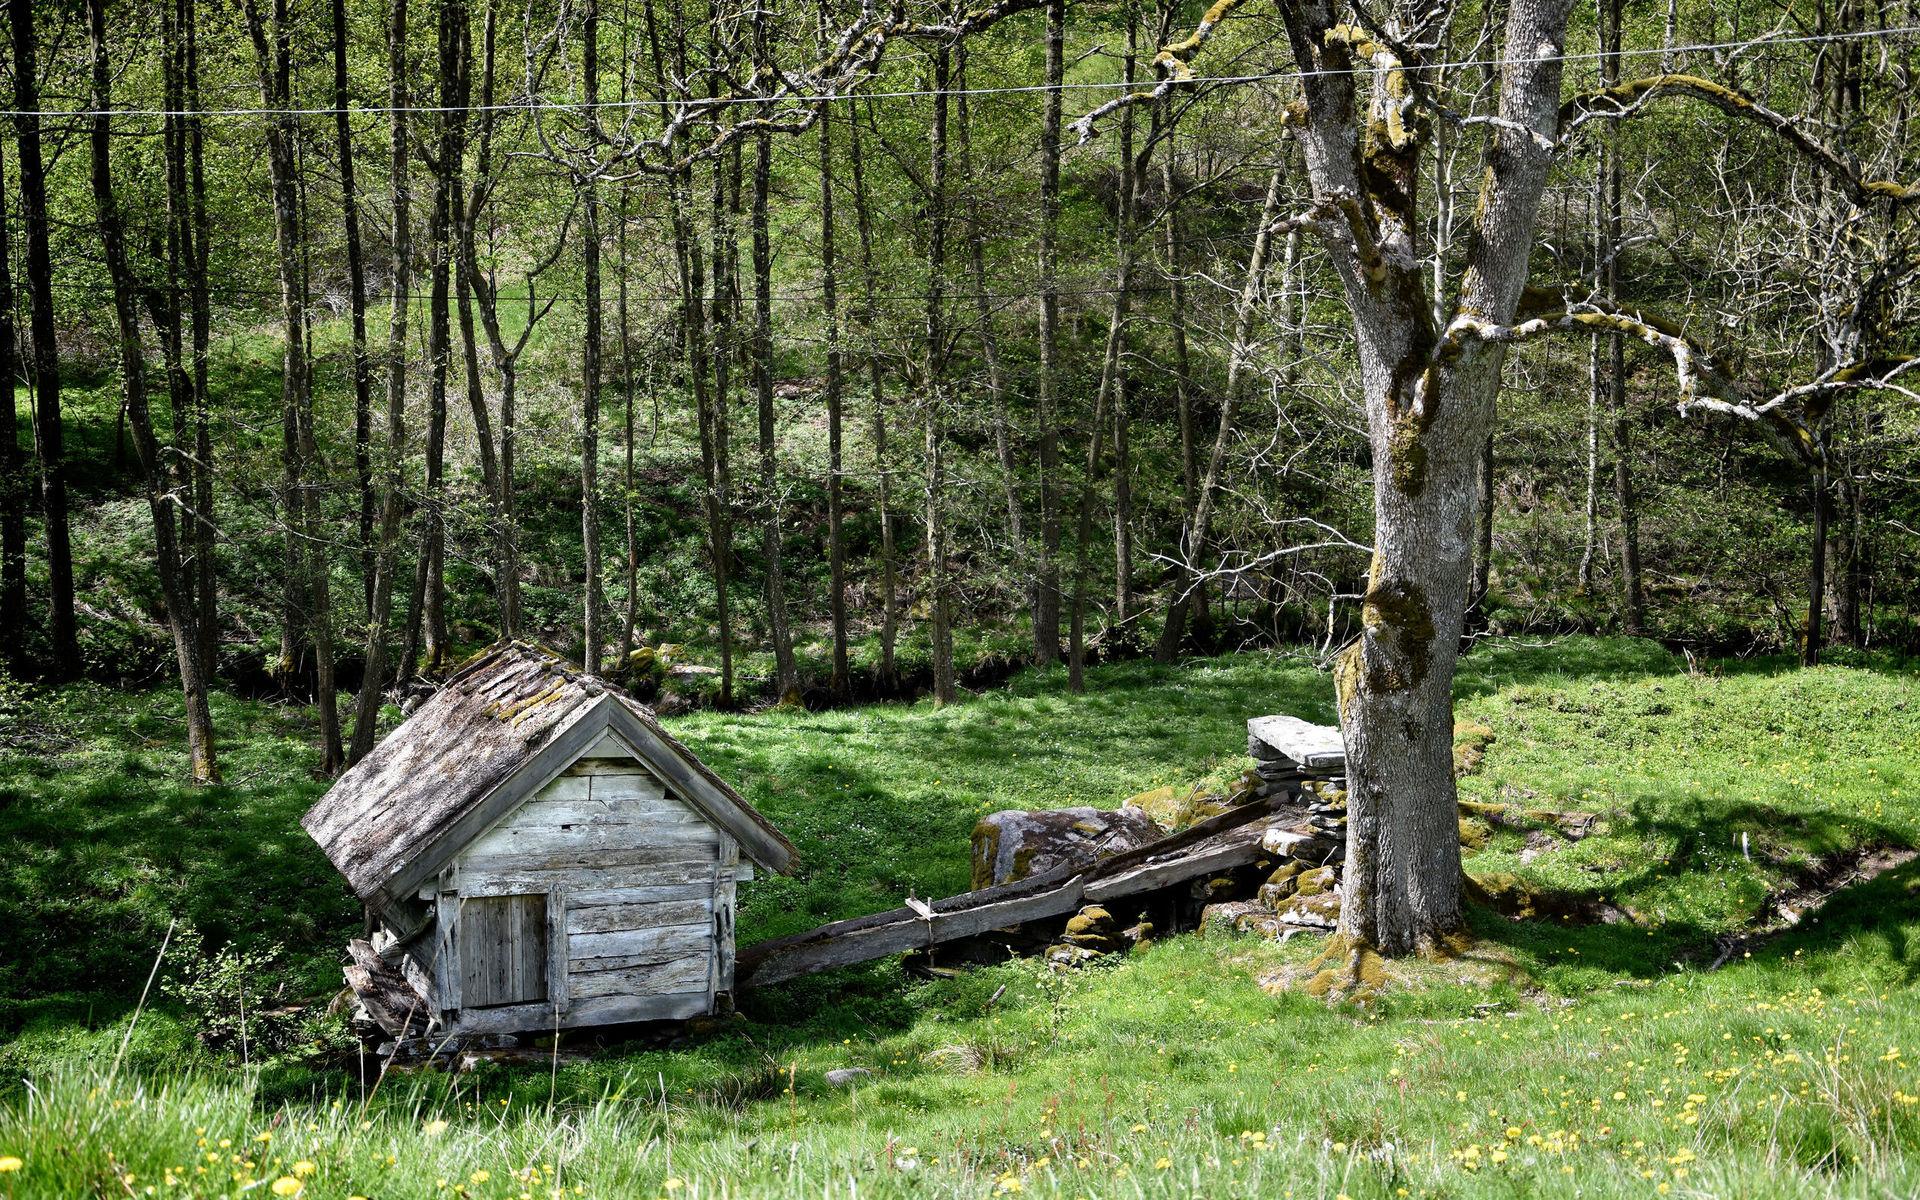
[737,795,1297,989]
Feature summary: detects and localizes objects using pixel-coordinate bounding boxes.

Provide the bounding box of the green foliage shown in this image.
[157,925,303,1059]
[3,639,1920,1194]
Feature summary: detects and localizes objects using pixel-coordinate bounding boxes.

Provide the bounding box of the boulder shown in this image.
[1189,874,1243,903]
[1257,861,1308,908]
[1292,865,1337,897]
[1261,822,1339,863]
[1274,888,1341,929]
[970,805,1165,889]
[1201,900,1283,938]
[1059,904,1120,952]
[824,1068,873,1088]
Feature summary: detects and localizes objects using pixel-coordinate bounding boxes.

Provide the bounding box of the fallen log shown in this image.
[736,793,1298,988]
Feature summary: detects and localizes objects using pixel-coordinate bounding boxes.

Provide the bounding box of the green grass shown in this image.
[3,637,1920,1197]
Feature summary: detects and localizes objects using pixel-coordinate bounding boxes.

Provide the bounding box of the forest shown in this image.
[4,0,1920,1194]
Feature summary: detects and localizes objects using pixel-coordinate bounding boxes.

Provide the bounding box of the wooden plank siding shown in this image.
[442,753,728,1032]
[458,894,549,1008]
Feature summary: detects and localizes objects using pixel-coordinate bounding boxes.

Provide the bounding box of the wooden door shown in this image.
[458,893,549,1008]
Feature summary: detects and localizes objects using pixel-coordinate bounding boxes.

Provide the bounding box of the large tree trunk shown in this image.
[244,0,344,772]
[349,0,413,764]
[334,0,377,616]
[9,0,79,680]
[87,0,218,782]
[1031,0,1065,664]
[1273,0,1573,961]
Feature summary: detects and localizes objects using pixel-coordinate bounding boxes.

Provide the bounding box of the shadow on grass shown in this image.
[1472,796,1917,983]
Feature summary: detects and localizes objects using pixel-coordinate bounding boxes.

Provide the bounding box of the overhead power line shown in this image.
[0,24,1913,120]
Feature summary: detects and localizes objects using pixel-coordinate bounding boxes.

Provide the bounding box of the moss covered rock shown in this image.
[1258,861,1308,908]
[970,805,1165,890]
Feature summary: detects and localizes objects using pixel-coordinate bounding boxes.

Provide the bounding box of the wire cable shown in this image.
[1,23,1912,120]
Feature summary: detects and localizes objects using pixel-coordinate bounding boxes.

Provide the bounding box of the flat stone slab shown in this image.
[1247,714,1346,772]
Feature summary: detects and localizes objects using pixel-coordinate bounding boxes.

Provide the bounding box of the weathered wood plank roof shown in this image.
[302,642,795,901]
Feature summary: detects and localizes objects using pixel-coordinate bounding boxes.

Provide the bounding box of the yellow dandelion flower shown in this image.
[0,1157,21,1173]
[472,1170,492,1184]
[270,1177,304,1197]
[292,1161,317,1178]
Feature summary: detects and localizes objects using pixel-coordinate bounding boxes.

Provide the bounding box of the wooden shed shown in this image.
[303,642,796,1038]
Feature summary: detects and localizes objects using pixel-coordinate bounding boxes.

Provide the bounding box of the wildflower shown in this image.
[0,1157,20,1173]
[663,1179,682,1191]
[424,1119,450,1136]
[473,1170,493,1184]
[1154,1158,1172,1170]
[293,1161,318,1178]
[270,1177,304,1197]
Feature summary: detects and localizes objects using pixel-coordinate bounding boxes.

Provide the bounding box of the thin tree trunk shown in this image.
[243,0,343,771]
[617,183,641,667]
[9,0,79,680]
[752,90,798,700]
[1109,0,1141,631]
[1829,450,1860,645]
[578,0,605,674]
[1470,433,1495,609]
[1032,0,1065,664]
[956,45,1024,574]
[706,109,738,705]
[1161,112,1205,647]
[462,0,531,638]
[412,0,465,677]
[847,104,897,689]
[1579,338,1600,593]
[88,0,218,781]
[666,158,729,699]
[182,0,218,676]
[818,89,850,700]
[1600,0,1643,633]
[349,0,413,764]
[151,0,193,627]
[1070,63,1153,689]
[0,132,26,663]
[924,46,955,706]
[334,0,378,616]
[1155,164,1286,662]
[1806,440,1829,666]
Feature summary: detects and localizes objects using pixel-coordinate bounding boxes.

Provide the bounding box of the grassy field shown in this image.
[2,637,1919,1197]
